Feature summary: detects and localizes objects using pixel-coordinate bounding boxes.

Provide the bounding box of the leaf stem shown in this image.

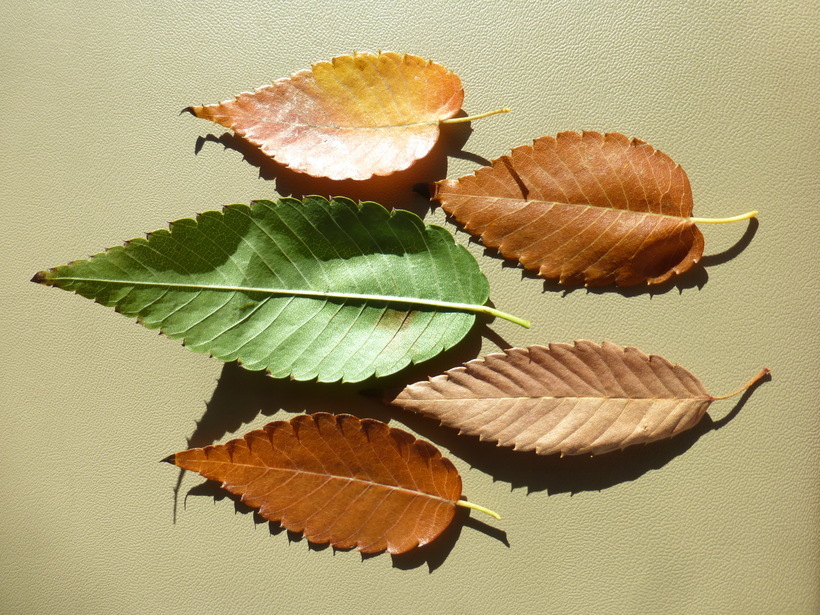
[456,499,501,520]
[36,276,531,328]
[712,368,770,400]
[690,210,758,224]
[477,305,531,328]
[441,108,511,124]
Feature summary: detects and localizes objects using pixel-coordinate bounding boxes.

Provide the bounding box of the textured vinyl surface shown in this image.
[2,1,817,613]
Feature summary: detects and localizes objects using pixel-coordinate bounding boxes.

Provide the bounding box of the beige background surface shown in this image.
[2,1,818,613]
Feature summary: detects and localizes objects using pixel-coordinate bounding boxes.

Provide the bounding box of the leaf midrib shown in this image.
[258,119,440,130]
[446,194,694,222]
[411,394,712,402]
[46,276,488,313]
[220,461,456,507]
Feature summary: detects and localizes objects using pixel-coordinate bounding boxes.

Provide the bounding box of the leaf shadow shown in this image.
[699,217,759,268]
[192,112,480,218]
[447,216,759,298]
[179,322,485,451]
[386,371,770,495]
[183,480,504,571]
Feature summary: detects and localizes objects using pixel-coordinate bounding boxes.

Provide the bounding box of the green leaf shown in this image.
[33,196,528,383]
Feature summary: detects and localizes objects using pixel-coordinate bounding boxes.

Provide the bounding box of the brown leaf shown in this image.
[187,52,464,181]
[432,131,705,286]
[390,341,769,456]
[165,413,464,554]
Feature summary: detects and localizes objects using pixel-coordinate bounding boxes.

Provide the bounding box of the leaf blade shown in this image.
[33,197,509,382]
[165,413,464,554]
[187,52,465,180]
[432,131,706,286]
[390,341,722,456]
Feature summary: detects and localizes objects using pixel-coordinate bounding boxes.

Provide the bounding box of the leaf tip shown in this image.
[30,270,48,284]
[160,453,177,465]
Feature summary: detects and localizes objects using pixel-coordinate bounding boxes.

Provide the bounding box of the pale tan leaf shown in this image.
[390,341,769,456]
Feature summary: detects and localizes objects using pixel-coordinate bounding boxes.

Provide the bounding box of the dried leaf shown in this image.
[187,52,506,181]
[432,131,757,286]
[164,413,497,554]
[390,341,769,456]
[32,197,527,383]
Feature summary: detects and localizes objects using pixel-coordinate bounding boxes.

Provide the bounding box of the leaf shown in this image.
[32,196,527,383]
[164,413,499,554]
[186,51,508,181]
[432,131,758,286]
[390,341,769,456]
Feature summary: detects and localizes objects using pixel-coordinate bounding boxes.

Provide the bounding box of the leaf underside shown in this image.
[187,51,464,180]
[166,413,463,554]
[432,131,705,287]
[33,197,489,383]
[390,341,714,456]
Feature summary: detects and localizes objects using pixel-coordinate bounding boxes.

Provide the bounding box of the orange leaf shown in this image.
[187,52,465,181]
[433,131,755,287]
[390,341,769,456]
[165,413,468,554]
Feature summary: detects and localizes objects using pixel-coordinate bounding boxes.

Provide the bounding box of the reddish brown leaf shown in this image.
[187,52,465,181]
[165,413,465,554]
[433,131,720,286]
[390,341,769,456]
